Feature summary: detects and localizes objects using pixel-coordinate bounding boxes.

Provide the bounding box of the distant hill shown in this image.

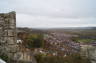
[16,27,96,34]
[17,27,46,34]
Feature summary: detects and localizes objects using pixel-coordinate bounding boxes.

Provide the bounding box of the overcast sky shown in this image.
[0,0,96,28]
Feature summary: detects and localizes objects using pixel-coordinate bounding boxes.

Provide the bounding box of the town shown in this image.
[0,12,96,63]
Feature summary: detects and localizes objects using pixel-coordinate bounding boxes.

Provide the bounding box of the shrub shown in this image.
[34,53,91,63]
[0,53,9,62]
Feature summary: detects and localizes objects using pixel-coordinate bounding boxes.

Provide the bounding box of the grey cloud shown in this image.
[6,0,96,18]
[1,0,96,28]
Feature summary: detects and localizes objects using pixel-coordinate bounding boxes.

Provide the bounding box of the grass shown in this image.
[72,37,96,43]
[34,53,91,63]
[77,39,95,43]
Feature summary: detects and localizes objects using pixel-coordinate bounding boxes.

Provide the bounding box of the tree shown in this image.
[26,34,44,48]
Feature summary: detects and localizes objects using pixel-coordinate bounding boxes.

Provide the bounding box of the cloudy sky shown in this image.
[0,0,96,28]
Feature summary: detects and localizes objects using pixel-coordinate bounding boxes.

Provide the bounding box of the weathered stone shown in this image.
[0,11,17,60]
[0,11,37,63]
[8,30,14,36]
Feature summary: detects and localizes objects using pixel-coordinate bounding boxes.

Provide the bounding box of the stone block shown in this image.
[9,25,15,29]
[6,45,18,53]
[3,30,8,36]
[7,37,15,44]
[9,19,15,25]
[8,30,14,36]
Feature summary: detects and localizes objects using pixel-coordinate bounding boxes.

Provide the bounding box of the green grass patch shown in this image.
[77,39,95,43]
[72,37,96,43]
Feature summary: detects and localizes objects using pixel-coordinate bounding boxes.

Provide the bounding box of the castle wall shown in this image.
[0,11,17,59]
[0,12,37,63]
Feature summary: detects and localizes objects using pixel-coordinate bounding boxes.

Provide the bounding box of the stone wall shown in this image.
[80,45,96,63]
[0,11,17,59]
[0,11,37,63]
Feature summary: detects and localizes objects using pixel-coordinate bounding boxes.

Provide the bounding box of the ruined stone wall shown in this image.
[0,11,37,63]
[0,11,17,59]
